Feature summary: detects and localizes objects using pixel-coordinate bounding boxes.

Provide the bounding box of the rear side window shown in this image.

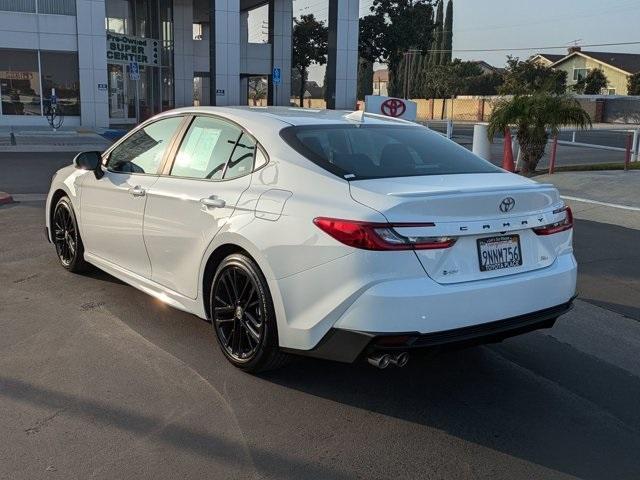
[224,133,256,179]
[107,116,183,174]
[171,116,242,179]
[281,124,501,179]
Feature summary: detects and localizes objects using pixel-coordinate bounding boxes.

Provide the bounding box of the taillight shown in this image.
[313,217,456,251]
[533,206,573,236]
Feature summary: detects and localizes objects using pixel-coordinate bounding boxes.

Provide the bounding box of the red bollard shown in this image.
[502,128,515,172]
[625,132,633,171]
[549,135,558,174]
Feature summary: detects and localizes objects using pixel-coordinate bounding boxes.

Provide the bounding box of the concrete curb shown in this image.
[0,145,109,153]
[0,192,14,205]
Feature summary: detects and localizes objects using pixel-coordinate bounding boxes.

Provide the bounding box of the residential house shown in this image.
[530,53,565,67]
[531,48,640,95]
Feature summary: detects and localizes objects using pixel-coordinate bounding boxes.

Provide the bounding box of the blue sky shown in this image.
[249,0,640,83]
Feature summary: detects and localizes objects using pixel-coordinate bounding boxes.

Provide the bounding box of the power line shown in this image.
[428,40,640,54]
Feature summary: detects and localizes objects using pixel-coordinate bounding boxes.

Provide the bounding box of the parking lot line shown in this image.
[561,195,640,212]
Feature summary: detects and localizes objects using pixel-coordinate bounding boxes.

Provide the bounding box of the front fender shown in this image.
[45,166,89,242]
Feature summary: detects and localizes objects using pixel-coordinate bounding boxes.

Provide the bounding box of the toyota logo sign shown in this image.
[380,98,406,118]
[499,197,516,213]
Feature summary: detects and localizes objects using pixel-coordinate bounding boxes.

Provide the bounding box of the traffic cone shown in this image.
[502,128,515,172]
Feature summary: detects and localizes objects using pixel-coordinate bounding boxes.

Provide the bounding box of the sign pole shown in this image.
[135,80,140,124]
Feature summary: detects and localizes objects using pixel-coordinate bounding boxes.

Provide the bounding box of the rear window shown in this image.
[280,124,501,180]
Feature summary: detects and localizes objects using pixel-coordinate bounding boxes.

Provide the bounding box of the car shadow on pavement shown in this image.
[46,254,640,480]
[0,376,354,480]
[263,336,640,480]
[574,219,640,322]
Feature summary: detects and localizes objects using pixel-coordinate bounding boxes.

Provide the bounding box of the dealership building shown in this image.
[0,0,359,127]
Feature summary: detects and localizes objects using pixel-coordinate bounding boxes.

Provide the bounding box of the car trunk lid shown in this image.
[350,173,564,284]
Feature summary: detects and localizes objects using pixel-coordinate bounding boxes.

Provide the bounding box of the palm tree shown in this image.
[488,94,591,175]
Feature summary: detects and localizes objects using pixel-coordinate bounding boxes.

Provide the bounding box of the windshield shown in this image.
[280,124,501,180]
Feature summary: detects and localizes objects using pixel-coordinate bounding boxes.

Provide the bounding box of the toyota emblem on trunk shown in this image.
[499,197,516,213]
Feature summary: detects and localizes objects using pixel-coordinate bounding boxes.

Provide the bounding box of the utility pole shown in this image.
[403,49,420,99]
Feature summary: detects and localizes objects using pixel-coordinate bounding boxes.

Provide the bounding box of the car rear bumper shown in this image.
[291,299,573,363]
[284,253,577,363]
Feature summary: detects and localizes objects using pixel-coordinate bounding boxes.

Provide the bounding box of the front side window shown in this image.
[171,116,242,180]
[281,124,501,180]
[106,116,183,174]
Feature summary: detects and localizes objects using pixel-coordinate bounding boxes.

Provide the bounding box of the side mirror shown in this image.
[73,151,104,179]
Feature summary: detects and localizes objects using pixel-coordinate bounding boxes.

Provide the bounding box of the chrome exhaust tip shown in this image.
[367,352,391,369]
[390,352,409,368]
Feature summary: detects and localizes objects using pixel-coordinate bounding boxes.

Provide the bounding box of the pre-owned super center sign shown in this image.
[106,32,160,66]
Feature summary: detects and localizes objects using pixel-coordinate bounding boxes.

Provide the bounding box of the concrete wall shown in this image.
[242,43,271,75]
[211,0,240,106]
[325,0,358,109]
[173,0,195,108]
[269,0,292,105]
[603,97,640,124]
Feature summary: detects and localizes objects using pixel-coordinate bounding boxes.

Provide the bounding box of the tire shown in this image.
[210,253,290,373]
[52,196,89,273]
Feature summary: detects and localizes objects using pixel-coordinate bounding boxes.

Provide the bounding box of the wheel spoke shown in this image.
[242,286,256,310]
[244,321,261,343]
[244,328,256,348]
[237,273,251,304]
[231,321,242,355]
[229,268,240,301]
[221,273,235,303]
[244,311,261,328]
[214,306,235,321]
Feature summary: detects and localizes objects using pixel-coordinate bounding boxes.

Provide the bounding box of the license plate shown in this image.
[477,235,522,272]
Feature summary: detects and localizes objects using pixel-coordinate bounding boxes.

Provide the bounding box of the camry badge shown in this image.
[499,197,516,213]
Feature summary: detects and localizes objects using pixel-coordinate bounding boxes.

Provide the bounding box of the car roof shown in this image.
[168,106,416,128]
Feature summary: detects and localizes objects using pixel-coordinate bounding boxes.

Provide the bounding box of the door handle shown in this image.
[200,195,226,208]
[129,185,146,197]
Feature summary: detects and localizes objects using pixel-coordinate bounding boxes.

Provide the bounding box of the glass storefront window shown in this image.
[40,51,80,116]
[106,0,134,35]
[0,48,41,116]
[0,0,36,13]
[106,0,174,123]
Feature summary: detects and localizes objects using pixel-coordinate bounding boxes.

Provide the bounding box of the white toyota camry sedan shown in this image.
[46,107,576,372]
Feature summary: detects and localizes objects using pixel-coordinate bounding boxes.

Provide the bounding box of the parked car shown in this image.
[46,107,576,372]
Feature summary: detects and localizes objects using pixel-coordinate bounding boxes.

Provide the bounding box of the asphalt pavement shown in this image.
[425,122,633,168]
[1,153,639,479]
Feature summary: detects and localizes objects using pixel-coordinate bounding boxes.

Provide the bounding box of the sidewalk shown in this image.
[536,171,640,230]
[0,126,118,152]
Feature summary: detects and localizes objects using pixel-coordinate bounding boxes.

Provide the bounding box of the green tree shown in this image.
[430,0,444,66]
[463,72,504,95]
[627,72,640,95]
[574,68,608,94]
[488,94,591,175]
[357,14,386,100]
[440,0,453,64]
[292,14,328,107]
[420,59,500,97]
[370,0,436,97]
[499,56,567,95]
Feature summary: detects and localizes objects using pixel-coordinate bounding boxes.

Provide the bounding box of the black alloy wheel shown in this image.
[52,197,88,273]
[210,254,289,372]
